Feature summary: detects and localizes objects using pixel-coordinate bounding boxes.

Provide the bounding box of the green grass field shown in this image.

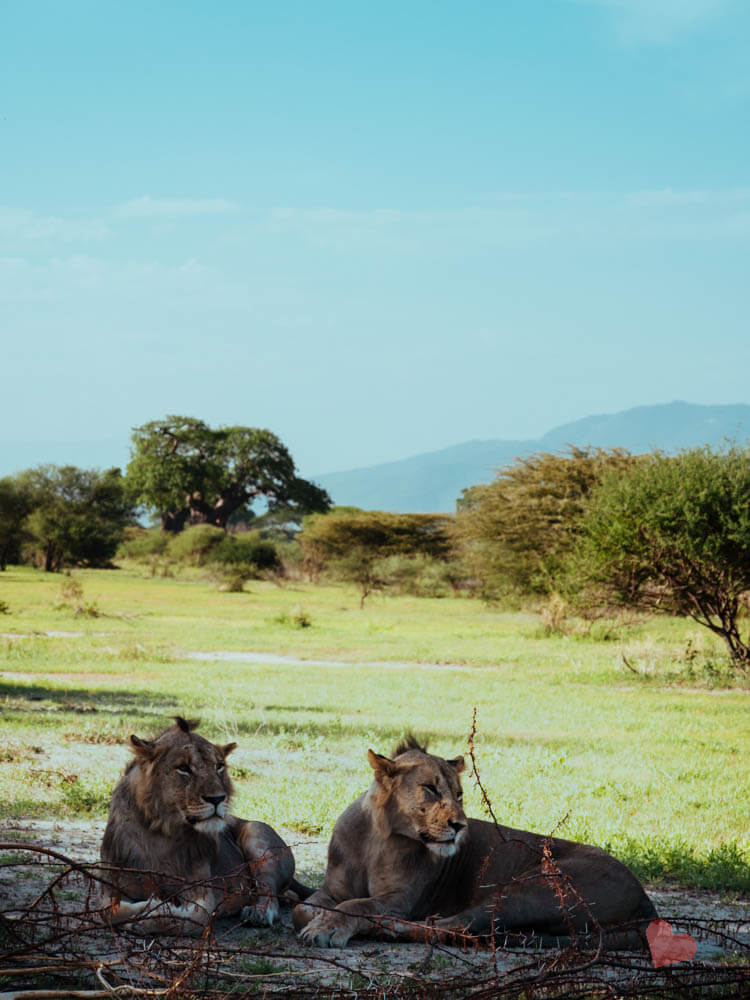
[1,565,748,891]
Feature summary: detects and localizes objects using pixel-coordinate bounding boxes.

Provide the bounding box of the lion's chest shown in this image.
[213,829,248,878]
[414,854,475,918]
[145,831,250,908]
[369,846,474,920]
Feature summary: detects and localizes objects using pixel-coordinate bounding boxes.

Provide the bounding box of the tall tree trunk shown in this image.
[187,491,236,531]
[161,509,189,533]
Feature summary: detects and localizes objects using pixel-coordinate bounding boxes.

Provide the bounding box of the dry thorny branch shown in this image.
[1,727,748,999]
[3,850,747,998]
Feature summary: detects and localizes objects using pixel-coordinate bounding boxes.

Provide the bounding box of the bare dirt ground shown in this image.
[1,817,748,998]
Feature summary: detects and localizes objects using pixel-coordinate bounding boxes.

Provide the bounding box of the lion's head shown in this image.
[365,735,467,857]
[125,717,237,839]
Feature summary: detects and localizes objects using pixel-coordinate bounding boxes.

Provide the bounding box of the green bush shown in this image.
[211,531,280,573]
[216,567,252,592]
[375,554,454,598]
[167,524,224,565]
[208,531,281,591]
[117,527,168,561]
[52,573,99,616]
[274,539,305,578]
[272,604,312,628]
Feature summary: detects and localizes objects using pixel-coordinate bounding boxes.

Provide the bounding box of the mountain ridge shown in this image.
[315,401,750,513]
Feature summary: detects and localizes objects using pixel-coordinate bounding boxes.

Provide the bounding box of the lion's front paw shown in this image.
[241,893,280,927]
[379,917,412,939]
[298,912,355,948]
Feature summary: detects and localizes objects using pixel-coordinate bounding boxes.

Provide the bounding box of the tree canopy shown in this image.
[577,444,750,670]
[299,508,454,604]
[453,446,635,595]
[21,465,133,572]
[300,508,452,564]
[126,416,331,532]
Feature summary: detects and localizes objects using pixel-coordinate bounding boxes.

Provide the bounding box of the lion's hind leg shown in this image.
[233,820,295,927]
[432,890,652,952]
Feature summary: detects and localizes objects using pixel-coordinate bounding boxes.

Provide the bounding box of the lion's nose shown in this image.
[449,820,466,833]
[203,794,226,807]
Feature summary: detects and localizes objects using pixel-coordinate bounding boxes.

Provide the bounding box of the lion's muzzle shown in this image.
[420,820,468,857]
[187,795,228,831]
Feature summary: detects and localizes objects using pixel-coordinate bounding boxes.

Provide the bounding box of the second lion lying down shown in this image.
[293,736,657,949]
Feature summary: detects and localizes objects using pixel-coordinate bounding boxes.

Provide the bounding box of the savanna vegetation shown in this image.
[1,420,749,901]
[0,566,748,895]
[4,417,749,678]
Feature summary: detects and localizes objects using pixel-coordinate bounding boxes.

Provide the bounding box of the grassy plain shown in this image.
[1,564,748,891]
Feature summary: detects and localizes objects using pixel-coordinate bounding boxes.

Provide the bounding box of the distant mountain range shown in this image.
[315,402,750,513]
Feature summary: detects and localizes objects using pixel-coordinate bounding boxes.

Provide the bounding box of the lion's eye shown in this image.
[422,783,440,798]
[176,764,192,776]
[216,763,225,773]
[457,791,463,801]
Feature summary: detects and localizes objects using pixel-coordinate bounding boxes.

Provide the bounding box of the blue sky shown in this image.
[2,0,749,478]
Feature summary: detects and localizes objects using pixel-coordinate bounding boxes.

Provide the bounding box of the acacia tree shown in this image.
[578,445,750,671]
[453,447,636,595]
[300,508,453,606]
[126,416,331,532]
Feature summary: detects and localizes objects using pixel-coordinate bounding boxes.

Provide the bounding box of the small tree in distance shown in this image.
[300,508,453,607]
[578,444,750,672]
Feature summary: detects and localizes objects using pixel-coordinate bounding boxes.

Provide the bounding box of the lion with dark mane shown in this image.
[293,736,657,949]
[99,717,308,935]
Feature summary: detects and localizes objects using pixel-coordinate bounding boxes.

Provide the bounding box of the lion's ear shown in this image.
[129,735,157,761]
[447,755,466,774]
[175,716,200,733]
[367,748,398,781]
[221,742,237,758]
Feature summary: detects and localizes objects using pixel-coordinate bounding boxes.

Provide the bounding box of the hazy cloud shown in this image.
[0,206,109,245]
[575,0,735,43]
[114,196,238,219]
[0,198,238,251]
[626,188,750,206]
[2,188,749,272]
[264,190,750,250]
